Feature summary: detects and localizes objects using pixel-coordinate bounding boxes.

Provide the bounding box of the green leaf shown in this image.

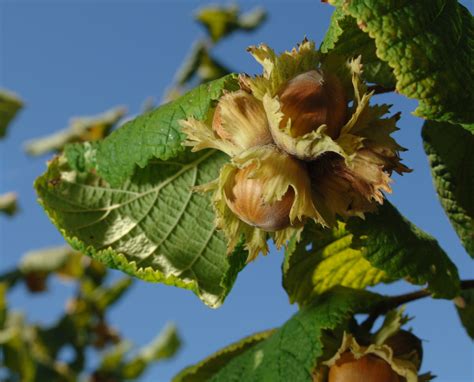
[175,41,232,86]
[195,5,266,43]
[347,202,460,299]
[99,341,132,372]
[24,106,126,156]
[422,121,474,257]
[173,329,275,382]
[327,0,474,126]
[0,89,23,138]
[284,202,460,304]
[0,283,7,329]
[0,313,36,382]
[35,149,247,308]
[87,277,133,312]
[95,74,238,187]
[0,192,18,217]
[455,289,474,339]
[321,7,396,88]
[203,288,381,382]
[65,141,100,173]
[122,323,181,379]
[283,221,392,306]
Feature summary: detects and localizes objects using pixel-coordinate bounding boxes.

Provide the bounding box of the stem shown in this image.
[361,279,474,331]
[367,84,396,95]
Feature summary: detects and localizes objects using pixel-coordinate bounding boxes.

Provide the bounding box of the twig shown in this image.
[367,84,397,95]
[361,279,474,331]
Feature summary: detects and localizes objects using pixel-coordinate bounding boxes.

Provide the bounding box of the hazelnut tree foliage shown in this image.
[0,53,174,382]
[0,95,181,382]
[25,1,474,381]
[0,5,262,382]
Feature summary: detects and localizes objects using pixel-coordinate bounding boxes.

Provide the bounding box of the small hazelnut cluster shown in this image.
[181,39,409,261]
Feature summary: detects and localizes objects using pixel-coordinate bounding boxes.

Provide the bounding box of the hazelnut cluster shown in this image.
[318,331,424,382]
[181,39,409,261]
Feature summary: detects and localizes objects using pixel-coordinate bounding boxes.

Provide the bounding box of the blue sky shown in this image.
[1,0,473,381]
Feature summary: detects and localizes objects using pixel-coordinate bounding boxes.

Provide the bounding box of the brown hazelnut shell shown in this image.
[278,70,347,139]
[328,352,401,382]
[226,165,295,231]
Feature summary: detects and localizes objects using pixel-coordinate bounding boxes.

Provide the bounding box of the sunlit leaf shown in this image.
[35,150,247,308]
[283,221,392,306]
[347,202,460,298]
[284,202,460,304]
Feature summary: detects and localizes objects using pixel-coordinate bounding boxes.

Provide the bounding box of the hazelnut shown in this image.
[278,70,347,139]
[226,164,295,231]
[385,330,423,370]
[212,90,273,150]
[328,352,400,382]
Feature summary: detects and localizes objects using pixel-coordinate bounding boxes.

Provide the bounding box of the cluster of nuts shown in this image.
[181,39,409,261]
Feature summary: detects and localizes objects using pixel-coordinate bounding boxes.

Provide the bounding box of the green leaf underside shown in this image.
[96,74,239,187]
[173,329,275,382]
[455,289,474,339]
[0,89,23,138]
[204,288,382,382]
[283,221,392,306]
[35,149,247,308]
[422,121,474,258]
[321,7,396,88]
[328,0,474,127]
[347,202,460,298]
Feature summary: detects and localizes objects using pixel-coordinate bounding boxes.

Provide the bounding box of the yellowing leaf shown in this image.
[283,221,391,306]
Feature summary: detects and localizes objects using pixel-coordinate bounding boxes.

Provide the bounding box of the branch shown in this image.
[361,279,474,330]
[367,84,396,95]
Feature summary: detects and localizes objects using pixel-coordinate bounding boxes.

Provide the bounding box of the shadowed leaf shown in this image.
[326,0,474,127]
[422,121,474,258]
[185,288,381,382]
[0,89,23,138]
